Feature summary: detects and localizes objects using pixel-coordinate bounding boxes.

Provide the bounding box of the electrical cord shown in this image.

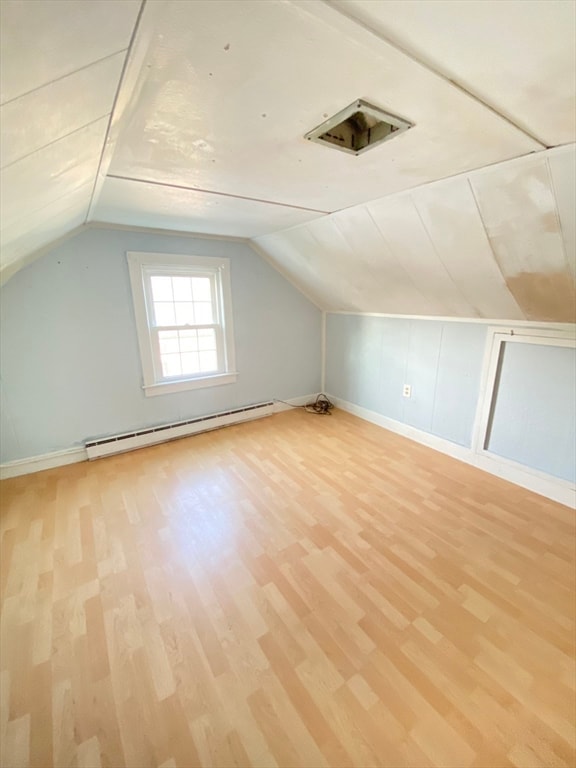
[274,393,335,415]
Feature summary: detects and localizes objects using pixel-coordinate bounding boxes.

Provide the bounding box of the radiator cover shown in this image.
[85,401,274,459]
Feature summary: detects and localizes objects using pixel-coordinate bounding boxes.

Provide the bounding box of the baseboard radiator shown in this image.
[85,401,274,460]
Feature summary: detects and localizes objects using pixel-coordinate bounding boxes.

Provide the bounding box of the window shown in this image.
[127,252,236,396]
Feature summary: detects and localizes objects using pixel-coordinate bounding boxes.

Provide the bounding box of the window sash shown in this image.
[143,270,226,383]
[150,324,226,381]
[127,252,236,396]
[144,270,220,327]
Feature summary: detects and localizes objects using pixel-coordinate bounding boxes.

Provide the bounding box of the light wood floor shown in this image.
[1,409,575,768]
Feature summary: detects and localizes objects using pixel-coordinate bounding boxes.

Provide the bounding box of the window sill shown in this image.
[143,372,238,397]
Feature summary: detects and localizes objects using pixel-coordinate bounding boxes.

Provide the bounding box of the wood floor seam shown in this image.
[1,410,574,768]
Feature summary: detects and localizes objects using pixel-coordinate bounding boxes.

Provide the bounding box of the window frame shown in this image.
[127,251,237,397]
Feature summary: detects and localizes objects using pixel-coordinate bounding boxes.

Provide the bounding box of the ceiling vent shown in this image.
[305,99,412,156]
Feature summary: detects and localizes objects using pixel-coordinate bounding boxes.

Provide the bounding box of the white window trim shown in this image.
[127,251,237,397]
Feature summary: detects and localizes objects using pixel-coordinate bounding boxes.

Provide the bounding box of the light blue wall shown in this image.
[326,314,488,448]
[0,228,321,462]
[487,342,576,482]
[326,314,576,483]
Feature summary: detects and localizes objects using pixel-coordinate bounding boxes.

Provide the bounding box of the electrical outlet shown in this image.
[403,384,411,398]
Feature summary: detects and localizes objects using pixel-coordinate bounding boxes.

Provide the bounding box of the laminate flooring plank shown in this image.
[1,409,574,767]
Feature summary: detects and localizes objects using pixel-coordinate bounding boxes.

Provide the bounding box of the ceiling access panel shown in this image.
[108,0,539,214]
[329,0,576,147]
[470,154,576,322]
[304,99,412,156]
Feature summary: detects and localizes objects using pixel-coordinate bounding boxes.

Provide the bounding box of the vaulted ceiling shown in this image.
[1,0,575,320]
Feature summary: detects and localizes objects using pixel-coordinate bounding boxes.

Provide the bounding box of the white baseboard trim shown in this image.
[330,396,576,509]
[0,395,320,480]
[0,446,87,480]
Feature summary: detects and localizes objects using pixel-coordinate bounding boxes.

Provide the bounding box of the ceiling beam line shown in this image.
[84,0,149,226]
[0,113,110,172]
[320,0,549,149]
[0,49,127,108]
[106,174,331,213]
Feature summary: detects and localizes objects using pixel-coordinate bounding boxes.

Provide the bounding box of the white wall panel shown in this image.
[331,207,432,314]
[471,155,575,321]
[0,184,92,274]
[0,0,139,103]
[255,146,576,321]
[255,227,345,310]
[548,146,576,279]
[1,53,124,169]
[367,195,474,316]
[0,118,107,230]
[304,217,400,312]
[412,177,524,320]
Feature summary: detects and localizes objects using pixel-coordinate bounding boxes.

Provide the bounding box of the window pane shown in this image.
[174,302,195,325]
[161,354,181,377]
[172,277,192,301]
[158,331,179,354]
[151,276,173,302]
[154,302,176,326]
[129,254,235,392]
[198,329,216,350]
[194,302,213,325]
[181,352,200,375]
[192,277,212,301]
[179,330,198,352]
[199,351,218,372]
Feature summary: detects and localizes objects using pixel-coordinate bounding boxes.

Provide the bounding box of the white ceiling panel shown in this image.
[471,156,569,276]
[0,0,574,323]
[0,117,108,230]
[304,216,401,311]
[0,183,92,277]
[108,0,538,213]
[411,179,524,320]
[548,145,576,279]
[331,207,432,314]
[256,224,369,311]
[0,0,140,104]
[330,0,576,147]
[471,154,575,321]
[93,176,325,238]
[366,195,474,317]
[257,204,465,317]
[1,53,125,169]
[255,147,576,321]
